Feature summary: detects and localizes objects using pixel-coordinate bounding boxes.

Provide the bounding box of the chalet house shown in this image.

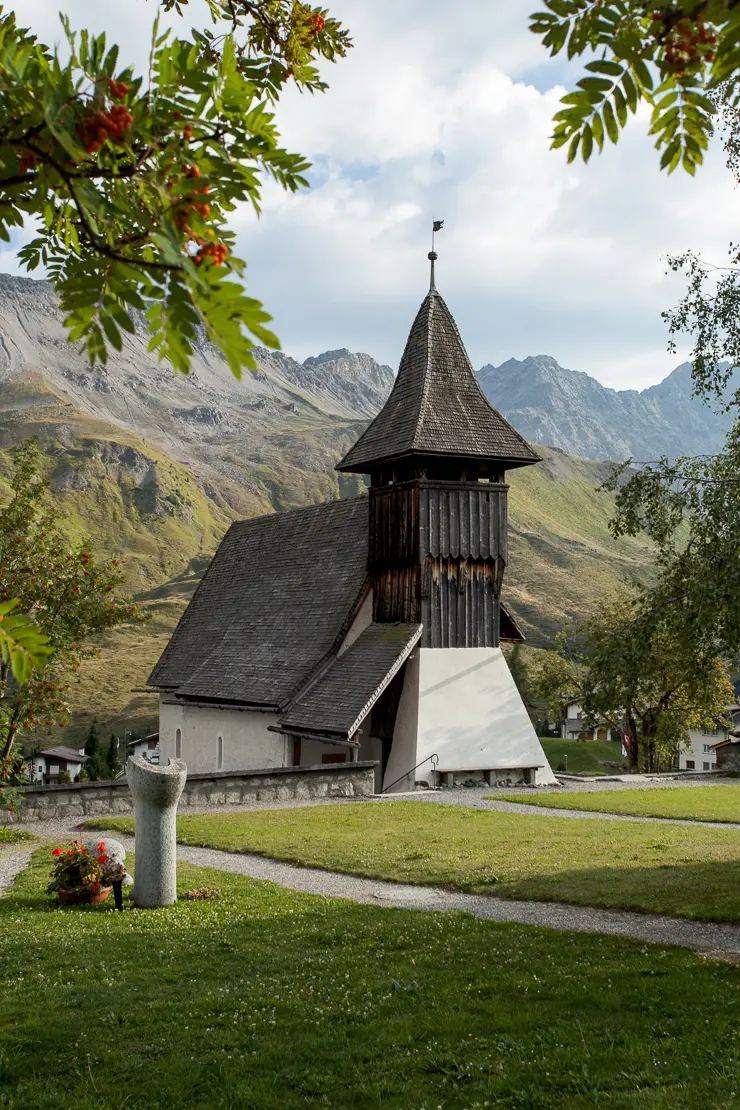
[148,258,557,790]
[28,745,88,785]
[127,732,160,765]
[708,705,740,772]
[560,699,623,742]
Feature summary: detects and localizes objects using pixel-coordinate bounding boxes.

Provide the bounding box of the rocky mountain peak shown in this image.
[478,354,732,461]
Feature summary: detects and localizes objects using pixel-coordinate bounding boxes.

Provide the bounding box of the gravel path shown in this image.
[176,842,740,956]
[0,848,33,896]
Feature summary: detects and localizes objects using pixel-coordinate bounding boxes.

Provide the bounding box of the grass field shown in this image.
[88,801,740,923]
[3,850,740,1109]
[495,785,740,824]
[0,827,34,844]
[539,736,625,775]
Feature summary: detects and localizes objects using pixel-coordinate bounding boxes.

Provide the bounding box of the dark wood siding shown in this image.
[369,479,508,647]
[419,482,507,561]
[368,483,419,569]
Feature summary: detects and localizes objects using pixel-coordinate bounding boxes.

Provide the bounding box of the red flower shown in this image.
[51,847,63,857]
[97,841,106,850]
[98,853,109,864]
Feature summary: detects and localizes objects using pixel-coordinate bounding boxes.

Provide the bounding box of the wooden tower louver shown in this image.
[336,257,540,650]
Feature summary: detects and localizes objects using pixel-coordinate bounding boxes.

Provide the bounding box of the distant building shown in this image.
[560,700,622,743]
[127,732,159,764]
[709,706,740,772]
[148,255,557,791]
[27,745,88,784]
[680,726,724,772]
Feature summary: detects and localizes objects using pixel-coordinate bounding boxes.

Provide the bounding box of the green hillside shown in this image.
[506,447,654,639]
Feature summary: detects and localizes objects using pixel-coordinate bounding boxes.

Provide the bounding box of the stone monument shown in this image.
[126,755,187,908]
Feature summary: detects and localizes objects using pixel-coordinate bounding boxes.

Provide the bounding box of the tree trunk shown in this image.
[1,659,18,761]
[626,708,640,773]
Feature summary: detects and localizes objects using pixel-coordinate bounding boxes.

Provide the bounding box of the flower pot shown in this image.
[58,886,112,906]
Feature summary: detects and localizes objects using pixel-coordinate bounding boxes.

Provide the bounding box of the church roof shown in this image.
[148,497,369,708]
[337,290,540,474]
[277,623,422,740]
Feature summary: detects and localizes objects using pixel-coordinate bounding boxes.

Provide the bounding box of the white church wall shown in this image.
[158,698,285,774]
[381,651,420,793]
[414,647,557,786]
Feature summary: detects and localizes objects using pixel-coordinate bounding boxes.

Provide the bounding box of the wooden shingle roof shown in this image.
[148,497,369,708]
[277,623,422,740]
[336,291,540,474]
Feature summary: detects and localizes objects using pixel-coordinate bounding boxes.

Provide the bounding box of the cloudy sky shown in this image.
[18,0,739,388]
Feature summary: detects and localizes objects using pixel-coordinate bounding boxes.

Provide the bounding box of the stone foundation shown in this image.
[438,768,536,788]
[5,761,378,824]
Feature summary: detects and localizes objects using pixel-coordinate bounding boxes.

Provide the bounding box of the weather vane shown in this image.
[429,219,443,292]
[431,219,444,253]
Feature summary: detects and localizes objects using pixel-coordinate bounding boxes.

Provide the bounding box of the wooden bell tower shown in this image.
[336,249,540,648]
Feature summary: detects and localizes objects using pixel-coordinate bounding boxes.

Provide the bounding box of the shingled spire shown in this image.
[336,262,539,476]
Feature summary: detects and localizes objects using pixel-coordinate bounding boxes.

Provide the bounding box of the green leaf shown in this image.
[602,99,619,144]
[0,600,53,685]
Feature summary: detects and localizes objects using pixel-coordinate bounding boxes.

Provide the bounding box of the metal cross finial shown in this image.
[429,219,443,293]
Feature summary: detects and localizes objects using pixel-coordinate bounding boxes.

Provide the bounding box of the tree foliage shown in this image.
[0,439,147,763]
[533,593,734,772]
[1,2,350,374]
[602,98,740,660]
[530,1,740,174]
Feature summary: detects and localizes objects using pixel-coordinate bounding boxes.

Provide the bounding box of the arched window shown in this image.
[175,728,182,759]
[217,735,223,771]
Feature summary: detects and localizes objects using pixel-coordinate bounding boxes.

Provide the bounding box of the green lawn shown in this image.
[495,785,740,824]
[540,736,626,775]
[89,801,740,924]
[3,850,740,1108]
[0,827,33,844]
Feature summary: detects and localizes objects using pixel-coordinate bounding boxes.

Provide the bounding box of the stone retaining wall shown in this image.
[6,761,378,823]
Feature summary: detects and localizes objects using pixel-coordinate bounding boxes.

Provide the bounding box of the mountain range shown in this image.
[0,273,727,742]
[478,355,734,462]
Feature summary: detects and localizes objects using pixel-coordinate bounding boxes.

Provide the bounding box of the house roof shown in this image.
[33,746,87,763]
[710,737,740,750]
[277,623,422,740]
[127,732,159,748]
[148,497,370,708]
[336,290,540,474]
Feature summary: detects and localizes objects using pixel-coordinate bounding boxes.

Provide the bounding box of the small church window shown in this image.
[175,728,182,759]
[217,735,223,771]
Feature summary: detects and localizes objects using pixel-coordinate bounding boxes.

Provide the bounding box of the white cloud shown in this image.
[13,0,740,388]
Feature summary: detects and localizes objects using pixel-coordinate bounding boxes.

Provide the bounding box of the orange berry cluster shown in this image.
[174,165,212,231]
[108,79,130,100]
[193,240,228,266]
[76,104,133,155]
[652,14,718,71]
[311,13,326,35]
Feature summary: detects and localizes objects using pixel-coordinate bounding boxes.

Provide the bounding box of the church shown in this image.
[148,254,557,790]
